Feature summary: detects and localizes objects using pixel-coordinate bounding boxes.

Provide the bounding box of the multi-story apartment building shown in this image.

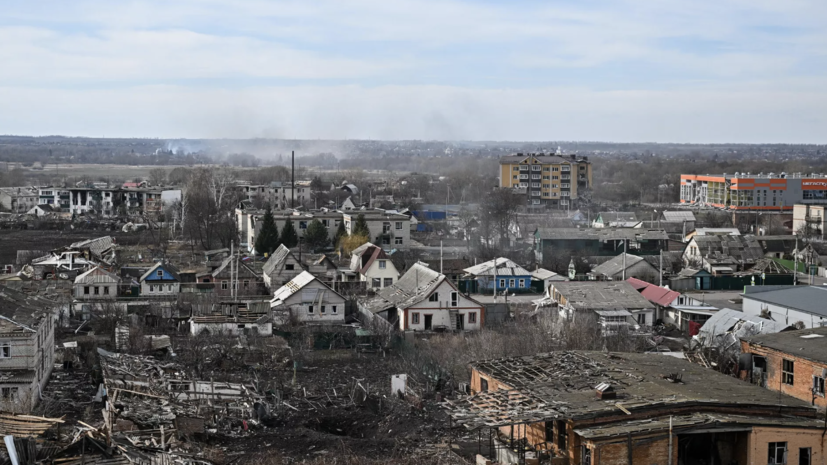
[0,187,39,213]
[680,172,827,211]
[793,204,826,237]
[342,210,411,249]
[37,188,71,210]
[48,187,168,216]
[499,153,592,209]
[238,181,312,209]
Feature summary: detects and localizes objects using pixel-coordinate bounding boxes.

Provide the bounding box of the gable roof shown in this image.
[139,262,180,282]
[262,244,298,276]
[68,236,114,258]
[550,281,656,311]
[358,245,392,275]
[376,262,449,309]
[689,235,765,264]
[591,253,653,277]
[463,258,531,277]
[662,211,696,222]
[626,277,680,307]
[74,266,121,285]
[211,256,261,279]
[270,271,342,307]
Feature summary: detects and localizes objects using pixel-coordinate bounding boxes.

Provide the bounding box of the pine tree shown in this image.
[304,219,330,252]
[281,218,299,248]
[333,220,347,247]
[254,207,280,256]
[353,213,371,237]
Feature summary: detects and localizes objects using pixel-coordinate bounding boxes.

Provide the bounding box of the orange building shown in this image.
[681,172,827,211]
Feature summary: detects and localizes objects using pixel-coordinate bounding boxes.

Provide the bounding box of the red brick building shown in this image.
[740,326,827,409]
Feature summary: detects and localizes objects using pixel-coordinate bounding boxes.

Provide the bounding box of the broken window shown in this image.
[243,280,249,288]
[286,264,295,270]
[412,312,419,324]
[331,305,338,314]
[307,305,314,314]
[813,376,825,396]
[451,292,458,307]
[84,286,90,295]
[0,387,16,399]
[800,448,811,465]
[469,312,477,324]
[428,293,439,302]
[0,343,9,358]
[94,286,99,295]
[768,442,787,465]
[372,278,381,288]
[556,420,567,449]
[782,359,795,385]
[480,377,488,392]
[581,446,592,465]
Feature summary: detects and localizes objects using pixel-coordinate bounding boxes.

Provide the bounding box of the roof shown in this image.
[444,351,815,429]
[742,285,827,318]
[551,281,655,311]
[662,211,696,222]
[32,204,56,212]
[591,253,653,277]
[626,277,680,307]
[375,262,447,309]
[690,235,765,264]
[270,271,341,307]
[74,266,121,285]
[498,154,587,165]
[68,236,114,258]
[693,228,741,236]
[262,244,295,276]
[0,284,55,330]
[531,268,564,281]
[357,245,391,275]
[138,262,180,282]
[742,326,827,364]
[752,235,797,254]
[695,308,791,349]
[596,212,638,223]
[463,258,532,277]
[536,228,668,242]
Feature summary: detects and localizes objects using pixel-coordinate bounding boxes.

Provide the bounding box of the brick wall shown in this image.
[741,340,827,408]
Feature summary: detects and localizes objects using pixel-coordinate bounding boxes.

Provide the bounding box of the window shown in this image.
[243,280,249,289]
[300,221,307,229]
[531,165,541,171]
[379,260,387,269]
[412,312,420,324]
[372,278,381,287]
[157,270,163,277]
[814,376,825,396]
[469,312,476,324]
[84,286,90,295]
[307,305,314,313]
[384,278,393,287]
[428,292,439,302]
[149,285,154,292]
[221,281,228,290]
[395,237,403,245]
[509,279,515,288]
[800,447,811,465]
[395,221,403,230]
[1,387,16,399]
[94,286,99,295]
[0,343,9,358]
[103,286,109,295]
[451,291,458,307]
[513,166,519,171]
[322,219,329,227]
[169,284,174,291]
[518,279,525,288]
[499,279,505,288]
[331,305,338,314]
[782,359,794,385]
[285,264,295,271]
[321,305,326,313]
[768,442,787,465]
[581,446,592,465]
[480,377,488,392]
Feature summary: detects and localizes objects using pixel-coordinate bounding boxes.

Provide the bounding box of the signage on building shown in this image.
[802,180,827,189]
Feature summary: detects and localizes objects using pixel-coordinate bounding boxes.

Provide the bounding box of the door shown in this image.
[424,315,433,330]
[752,356,768,387]
[456,314,464,330]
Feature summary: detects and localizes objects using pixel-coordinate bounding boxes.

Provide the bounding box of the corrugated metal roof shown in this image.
[662,211,696,222]
[74,266,120,284]
[464,258,531,277]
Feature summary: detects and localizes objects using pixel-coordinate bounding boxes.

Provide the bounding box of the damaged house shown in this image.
[0,285,56,412]
[262,244,305,290]
[549,281,656,331]
[683,235,764,274]
[361,262,484,332]
[270,271,346,325]
[444,351,827,465]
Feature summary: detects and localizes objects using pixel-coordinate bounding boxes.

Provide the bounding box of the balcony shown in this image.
[519,166,529,171]
[561,166,571,172]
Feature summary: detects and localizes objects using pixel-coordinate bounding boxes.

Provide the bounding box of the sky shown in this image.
[1,0,826,143]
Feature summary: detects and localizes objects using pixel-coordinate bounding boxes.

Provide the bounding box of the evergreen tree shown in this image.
[333,220,347,247]
[254,207,280,256]
[353,213,371,237]
[304,219,330,252]
[281,218,299,248]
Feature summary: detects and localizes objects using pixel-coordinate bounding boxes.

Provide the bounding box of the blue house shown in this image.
[139,262,181,296]
[462,258,533,293]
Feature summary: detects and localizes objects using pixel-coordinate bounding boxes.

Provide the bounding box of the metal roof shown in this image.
[591,253,652,278]
[536,228,668,241]
[662,211,696,222]
[74,266,121,284]
[550,281,656,311]
[464,258,532,277]
[271,271,317,304]
[742,285,827,318]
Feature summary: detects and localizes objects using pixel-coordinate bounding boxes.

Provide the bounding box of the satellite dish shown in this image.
[59,273,69,280]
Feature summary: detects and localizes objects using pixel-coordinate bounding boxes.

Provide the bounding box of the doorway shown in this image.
[752,356,768,387]
[424,315,433,330]
[457,314,465,330]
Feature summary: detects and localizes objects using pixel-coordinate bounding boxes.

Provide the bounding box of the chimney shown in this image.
[595,383,615,400]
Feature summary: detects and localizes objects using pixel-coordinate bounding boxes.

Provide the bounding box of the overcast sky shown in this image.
[2,0,826,143]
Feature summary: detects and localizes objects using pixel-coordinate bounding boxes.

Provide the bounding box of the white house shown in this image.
[74,266,120,300]
[139,262,180,296]
[270,271,347,325]
[366,262,484,332]
[262,244,305,290]
[190,314,273,337]
[348,242,399,290]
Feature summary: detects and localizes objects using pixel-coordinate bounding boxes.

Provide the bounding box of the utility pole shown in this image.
[622,240,627,280]
[659,249,663,287]
[230,242,235,299]
[794,236,798,286]
[291,151,295,209]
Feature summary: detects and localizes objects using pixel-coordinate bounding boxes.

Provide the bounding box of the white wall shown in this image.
[742,297,827,328]
[190,322,273,337]
[397,281,483,331]
[141,282,179,296]
[273,280,346,324]
[362,258,399,290]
